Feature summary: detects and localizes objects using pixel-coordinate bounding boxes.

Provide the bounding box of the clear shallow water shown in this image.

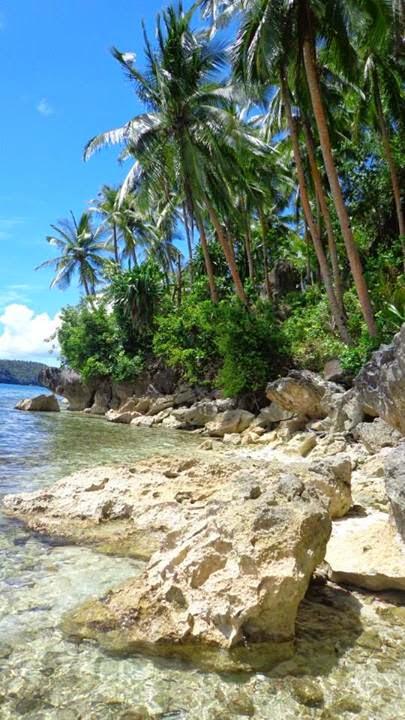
[0,384,404,719]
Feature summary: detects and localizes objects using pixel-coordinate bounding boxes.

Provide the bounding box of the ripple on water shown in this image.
[0,385,404,718]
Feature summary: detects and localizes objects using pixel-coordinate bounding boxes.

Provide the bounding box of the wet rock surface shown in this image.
[15,393,60,412]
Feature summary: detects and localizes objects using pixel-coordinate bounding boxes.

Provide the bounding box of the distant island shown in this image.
[0,359,50,386]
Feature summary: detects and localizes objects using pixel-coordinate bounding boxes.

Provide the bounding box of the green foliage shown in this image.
[153,295,219,385]
[58,302,144,383]
[215,301,285,397]
[154,295,286,396]
[281,291,345,371]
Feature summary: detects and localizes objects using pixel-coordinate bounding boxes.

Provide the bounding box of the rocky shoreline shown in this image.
[6,325,405,673]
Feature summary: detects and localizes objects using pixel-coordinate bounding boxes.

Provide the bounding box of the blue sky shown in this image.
[0,0,191,364]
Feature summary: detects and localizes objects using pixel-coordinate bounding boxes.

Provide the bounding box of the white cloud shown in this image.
[36,98,54,116]
[0,304,60,364]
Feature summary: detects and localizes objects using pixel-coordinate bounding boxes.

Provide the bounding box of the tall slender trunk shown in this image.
[241,199,255,282]
[301,17,377,336]
[258,206,272,300]
[182,202,194,282]
[195,213,218,303]
[206,200,248,305]
[112,224,119,264]
[303,119,346,313]
[281,72,351,344]
[373,69,405,269]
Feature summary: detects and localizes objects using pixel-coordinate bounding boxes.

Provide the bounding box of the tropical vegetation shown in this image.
[38,0,404,399]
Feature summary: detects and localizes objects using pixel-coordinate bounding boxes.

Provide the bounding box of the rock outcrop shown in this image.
[266,370,343,420]
[15,394,60,412]
[352,418,402,454]
[205,409,255,437]
[354,323,405,433]
[3,454,353,670]
[325,512,405,592]
[384,443,405,541]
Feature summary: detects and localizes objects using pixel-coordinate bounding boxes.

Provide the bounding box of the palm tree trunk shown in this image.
[206,200,248,305]
[281,72,351,344]
[303,119,346,314]
[258,206,272,300]
[183,202,194,282]
[241,199,254,282]
[373,70,405,268]
[113,224,119,264]
[195,214,218,303]
[301,20,377,336]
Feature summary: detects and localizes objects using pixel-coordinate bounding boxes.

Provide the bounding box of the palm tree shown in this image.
[223,0,378,335]
[36,212,106,300]
[84,4,268,305]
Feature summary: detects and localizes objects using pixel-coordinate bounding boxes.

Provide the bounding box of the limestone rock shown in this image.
[147,395,174,416]
[62,477,330,670]
[206,409,254,437]
[130,415,155,428]
[2,456,336,671]
[106,409,142,424]
[354,323,405,433]
[39,367,95,411]
[119,396,151,414]
[384,444,405,541]
[223,433,241,446]
[252,403,293,428]
[266,370,343,420]
[353,418,402,453]
[328,388,364,433]
[325,512,405,591]
[161,414,183,430]
[308,454,352,518]
[15,394,60,412]
[284,432,317,458]
[173,399,235,428]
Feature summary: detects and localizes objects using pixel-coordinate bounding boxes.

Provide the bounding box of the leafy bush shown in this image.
[58,301,145,382]
[215,301,286,397]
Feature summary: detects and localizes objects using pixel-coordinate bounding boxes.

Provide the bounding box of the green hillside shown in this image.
[0,359,49,386]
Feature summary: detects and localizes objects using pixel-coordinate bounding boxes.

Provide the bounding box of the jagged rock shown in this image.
[251,403,293,428]
[173,385,200,407]
[354,323,405,433]
[284,433,317,458]
[351,451,390,513]
[161,414,183,430]
[223,433,241,446]
[147,395,175,416]
[328,388,364,433]
[39,367,95,411]
[308,433,348,460]
[105,409,141,424]
[2,456,340,671]
[266,370,343,420]
[15,394,60,412]
[384,444,405,541]
[353,418,402,453]
[325,512,405,591]
[172,399,235,428]
[130,415,155,428]
[308,454,352,518]
[206,409,255,437]
[61,477,330,670]
[119,396,151,414]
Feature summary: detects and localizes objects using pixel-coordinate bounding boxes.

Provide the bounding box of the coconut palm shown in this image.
[36,212,106,299]
[84,4,269,305]
[220,0,381,336]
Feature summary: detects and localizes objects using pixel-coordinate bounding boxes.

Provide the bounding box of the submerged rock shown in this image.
[15,394,60,412]
[62,481,330,671]
[2,454,354,671]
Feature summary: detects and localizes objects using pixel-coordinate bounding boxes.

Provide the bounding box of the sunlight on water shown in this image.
[0,385,404,719]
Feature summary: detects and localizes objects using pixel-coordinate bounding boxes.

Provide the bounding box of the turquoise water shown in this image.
[0,384,404,719]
